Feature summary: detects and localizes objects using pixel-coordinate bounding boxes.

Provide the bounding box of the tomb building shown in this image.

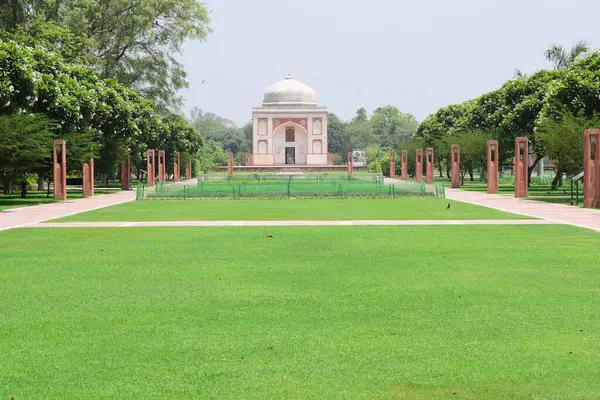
[251,74,328,165]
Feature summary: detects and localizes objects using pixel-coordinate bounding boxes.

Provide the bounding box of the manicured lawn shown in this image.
[52,198,528,222]
[0,189,120,211]
[458,182,582,206]
[1,225,599,398]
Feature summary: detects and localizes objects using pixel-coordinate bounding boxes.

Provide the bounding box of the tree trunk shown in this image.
[527,155,543,187]
[468,167,474,181]
[2,178,12,195]
[551,171,563,190]
[438,160,443,177]
[446,166,451,179]
[37,173,45,190]
[104,174,109,187]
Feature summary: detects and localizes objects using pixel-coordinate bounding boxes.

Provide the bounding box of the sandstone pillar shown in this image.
[174,151,181,182]
[451,145,460,188]
[425,147,434,184]
[514,137,528,198]
[584,129,600,208]
[53,140,67,200]
[185,155,192,180]
[347,152,353,175]
[157,150,166,183]
[147,149,155,186]
[401,150,407,180]
[389,152,395,178]
[487,140,499,194]
[82,158,94,197]
[227,152,234,176]
[415,149,423,182]
[120,153,131,190]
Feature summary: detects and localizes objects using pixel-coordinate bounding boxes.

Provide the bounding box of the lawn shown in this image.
[1,225,599,398]
[52,198,528,222]
[0,189,120,211]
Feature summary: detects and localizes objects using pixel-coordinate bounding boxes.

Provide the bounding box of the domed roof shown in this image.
[263,74,317,106]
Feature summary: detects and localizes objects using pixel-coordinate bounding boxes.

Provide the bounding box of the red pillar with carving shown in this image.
[451,145,460,188]
[174,151,181,182]
[147,149,155,186]
[425,147,434,184]
[514,137,528,198]
[389,152,395,178]
[401,150,407,180]
[347,152,353,175]
[227,152,234,176]
[53,140,67,200]
[83,158,94,197]
[487,140,499,194]
[157,150,166,183]
[584,129,600,208]
[415,149,423,182]
[120,153,131,190]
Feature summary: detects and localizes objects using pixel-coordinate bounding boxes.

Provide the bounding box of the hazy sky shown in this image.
[179,0,600,126]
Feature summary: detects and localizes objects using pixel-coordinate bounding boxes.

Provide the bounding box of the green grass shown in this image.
[0,189,121,211]
[1,225,599,398]
[52,198,528,222]
[457,181,582,206]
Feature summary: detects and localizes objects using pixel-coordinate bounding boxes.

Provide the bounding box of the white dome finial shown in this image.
[285,74,293,80]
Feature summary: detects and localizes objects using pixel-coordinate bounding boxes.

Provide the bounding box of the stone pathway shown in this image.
[32,220,554,228]
[0,190,137,231]
[444,188,600,232]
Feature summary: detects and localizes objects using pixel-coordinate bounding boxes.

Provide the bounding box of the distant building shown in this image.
[251,75,328,165]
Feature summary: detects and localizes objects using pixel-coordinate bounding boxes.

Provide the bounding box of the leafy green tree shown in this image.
[0,113,55,194]
[370,105,417,148]
[326,112,349,154]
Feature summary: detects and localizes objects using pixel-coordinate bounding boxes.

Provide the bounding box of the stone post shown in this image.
[157,150,166,183]
[82,158,94,197]
[514,137,528,198]
[451,145,460,188]
[227,152,234,176]
[415,149,423,182]
[53,140,67,200]
[425,147,434,184]
[584,129,600,208]
[147,149,155,186]
[487,140,499,194]
[185,155,192,180]
[174,151,181,182]
[389,152,395,178]
[401,150,407,180]
[347,152,353,175]
[120,153,131,190]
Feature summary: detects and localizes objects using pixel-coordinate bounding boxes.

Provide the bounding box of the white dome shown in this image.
[263,74,317,106]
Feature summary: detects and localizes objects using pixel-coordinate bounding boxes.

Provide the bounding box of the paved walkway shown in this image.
[32,220,556,228]
[0,190,137,231]
[445,188,600,232]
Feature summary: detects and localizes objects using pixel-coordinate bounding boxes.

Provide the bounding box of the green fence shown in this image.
[137,178,444,200]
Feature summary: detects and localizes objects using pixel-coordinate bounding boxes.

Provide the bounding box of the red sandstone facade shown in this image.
[53,140,67,200]
[584,129,600,208]
[415,149,423,182]
[401,150,407,180]
[451,145,460,188]
[487,140,499,194]
[514,137,528,198]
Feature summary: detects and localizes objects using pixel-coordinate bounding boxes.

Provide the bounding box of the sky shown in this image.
[179,0,600,127]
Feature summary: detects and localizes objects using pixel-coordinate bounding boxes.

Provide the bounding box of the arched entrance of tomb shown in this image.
[272,123,308,165]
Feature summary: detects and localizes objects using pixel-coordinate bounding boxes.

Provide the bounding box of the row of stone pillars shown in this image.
[146,150,192,186]
[381,131,600,208]
[51,140,193,200]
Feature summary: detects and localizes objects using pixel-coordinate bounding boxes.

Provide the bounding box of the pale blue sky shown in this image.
[179,0,600,126]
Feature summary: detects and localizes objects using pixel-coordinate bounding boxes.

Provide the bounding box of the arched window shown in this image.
[313,140,322,154]
[313,119,322,135]
[285,128,295,142]
[258,119,267,135]
[258,140,268,154]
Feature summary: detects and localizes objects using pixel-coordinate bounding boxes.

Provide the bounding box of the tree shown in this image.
[326,112,349,154]
[2,0,212,110]
[371,105,417,148]
[544,40,589,70]
[0,113,55,194]
[536,112,600,188]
